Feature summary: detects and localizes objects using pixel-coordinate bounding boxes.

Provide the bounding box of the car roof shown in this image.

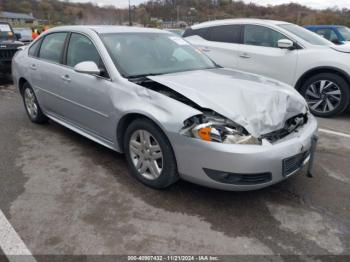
[191,19,291,29]
[48,25,167,34]
[305,25,343,29]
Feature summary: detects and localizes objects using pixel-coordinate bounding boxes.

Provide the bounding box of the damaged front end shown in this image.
[180,112,309,145]
[131,76,309,145]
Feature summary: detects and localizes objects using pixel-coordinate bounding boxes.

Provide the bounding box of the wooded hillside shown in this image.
[1,0,349,27]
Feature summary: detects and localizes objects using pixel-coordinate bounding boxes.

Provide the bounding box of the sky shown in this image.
[67,0,350,9]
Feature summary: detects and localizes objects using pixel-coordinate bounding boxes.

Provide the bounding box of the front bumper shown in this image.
[167,115,318,191]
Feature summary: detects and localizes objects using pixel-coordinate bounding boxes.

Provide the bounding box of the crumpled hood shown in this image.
[149,68,307,137]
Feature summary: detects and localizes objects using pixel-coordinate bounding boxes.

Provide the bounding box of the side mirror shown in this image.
[278,39,294,50]
[74,61,101,75]
[15,33,22,41]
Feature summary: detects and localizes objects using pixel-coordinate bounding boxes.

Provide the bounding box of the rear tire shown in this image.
[300,73,350,117]
[22,82,48,124]
[124,118,179,189]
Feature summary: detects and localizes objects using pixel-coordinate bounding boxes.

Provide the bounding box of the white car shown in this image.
[184,19,350,117]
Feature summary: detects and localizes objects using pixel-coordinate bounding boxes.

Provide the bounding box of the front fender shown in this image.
[110,82,202,151]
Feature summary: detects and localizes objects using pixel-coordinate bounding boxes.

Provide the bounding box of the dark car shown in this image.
[305,25,350,45]
[0,22,23,75]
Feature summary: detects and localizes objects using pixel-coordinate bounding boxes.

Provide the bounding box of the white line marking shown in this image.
[0,210,36,262]
[319,128,350,139]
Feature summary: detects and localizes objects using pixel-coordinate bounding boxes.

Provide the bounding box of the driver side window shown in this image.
[243,25,287,48]
[66,33,101,68]
[66,33,109,78]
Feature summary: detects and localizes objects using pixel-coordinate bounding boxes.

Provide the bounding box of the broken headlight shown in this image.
[180,112,261,145]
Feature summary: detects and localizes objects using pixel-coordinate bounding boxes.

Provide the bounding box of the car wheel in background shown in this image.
[22,82,48,124]
[301,73,350,117]
[124,118,179,189]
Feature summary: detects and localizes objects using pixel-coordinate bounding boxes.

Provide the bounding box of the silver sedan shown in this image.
[12,26,318,191]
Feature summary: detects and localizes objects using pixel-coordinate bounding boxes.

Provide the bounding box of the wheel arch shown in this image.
[18,77,29,96]
[295,66,350,92]
[116,112,169,153]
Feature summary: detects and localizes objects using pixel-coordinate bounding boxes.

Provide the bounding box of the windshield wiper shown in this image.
[127,73,165,79]
[127,65,220,81]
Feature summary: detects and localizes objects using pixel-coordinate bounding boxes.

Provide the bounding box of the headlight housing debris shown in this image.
[180,111,261,145]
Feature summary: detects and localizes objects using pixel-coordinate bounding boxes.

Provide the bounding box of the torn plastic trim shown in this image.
[261,113,308,143]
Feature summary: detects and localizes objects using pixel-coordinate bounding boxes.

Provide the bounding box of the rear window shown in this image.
[209,25,242,44]
[39,33,67,64]
[183,27,209,40]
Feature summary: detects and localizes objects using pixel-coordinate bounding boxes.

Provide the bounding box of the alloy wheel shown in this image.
[129,130,163,180]
[24,88,38,119]
[305,80,342,114]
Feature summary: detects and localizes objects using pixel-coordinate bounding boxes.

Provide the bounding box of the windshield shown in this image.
[100,32,216,78]
[279,24,332,46]
[337,27,350,41]
[0,23,14,41]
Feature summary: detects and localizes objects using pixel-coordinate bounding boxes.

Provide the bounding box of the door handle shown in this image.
[30,64,37,70]
[61,75,71,83]
[239,53,251,59]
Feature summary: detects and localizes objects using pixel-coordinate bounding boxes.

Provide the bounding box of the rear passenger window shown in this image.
[39,33,67,63]
[66,33,101,68]
[183,28,209,40]
[243,25,286,48]
[28,39,42,57]
[209,25,242,43]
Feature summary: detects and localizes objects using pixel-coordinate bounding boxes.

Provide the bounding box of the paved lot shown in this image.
[0,78,349,260]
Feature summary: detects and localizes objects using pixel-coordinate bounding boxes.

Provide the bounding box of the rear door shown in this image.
[28,32,68,116]
[238,24,298,85]
[185,24,243,69]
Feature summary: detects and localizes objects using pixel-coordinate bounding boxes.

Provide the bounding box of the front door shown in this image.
[58,33,115,141]
[238,24,298,86]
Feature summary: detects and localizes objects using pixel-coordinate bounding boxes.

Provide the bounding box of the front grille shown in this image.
[0,49,17,60]
[204,168,272,185]
[283,151,310,177]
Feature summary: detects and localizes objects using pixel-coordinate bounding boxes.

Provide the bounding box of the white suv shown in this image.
[184,19,350,117]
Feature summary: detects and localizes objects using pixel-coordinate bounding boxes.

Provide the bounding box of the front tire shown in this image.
[22,82,48,124]
[124,119,179,189]
[300,73,350,117]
